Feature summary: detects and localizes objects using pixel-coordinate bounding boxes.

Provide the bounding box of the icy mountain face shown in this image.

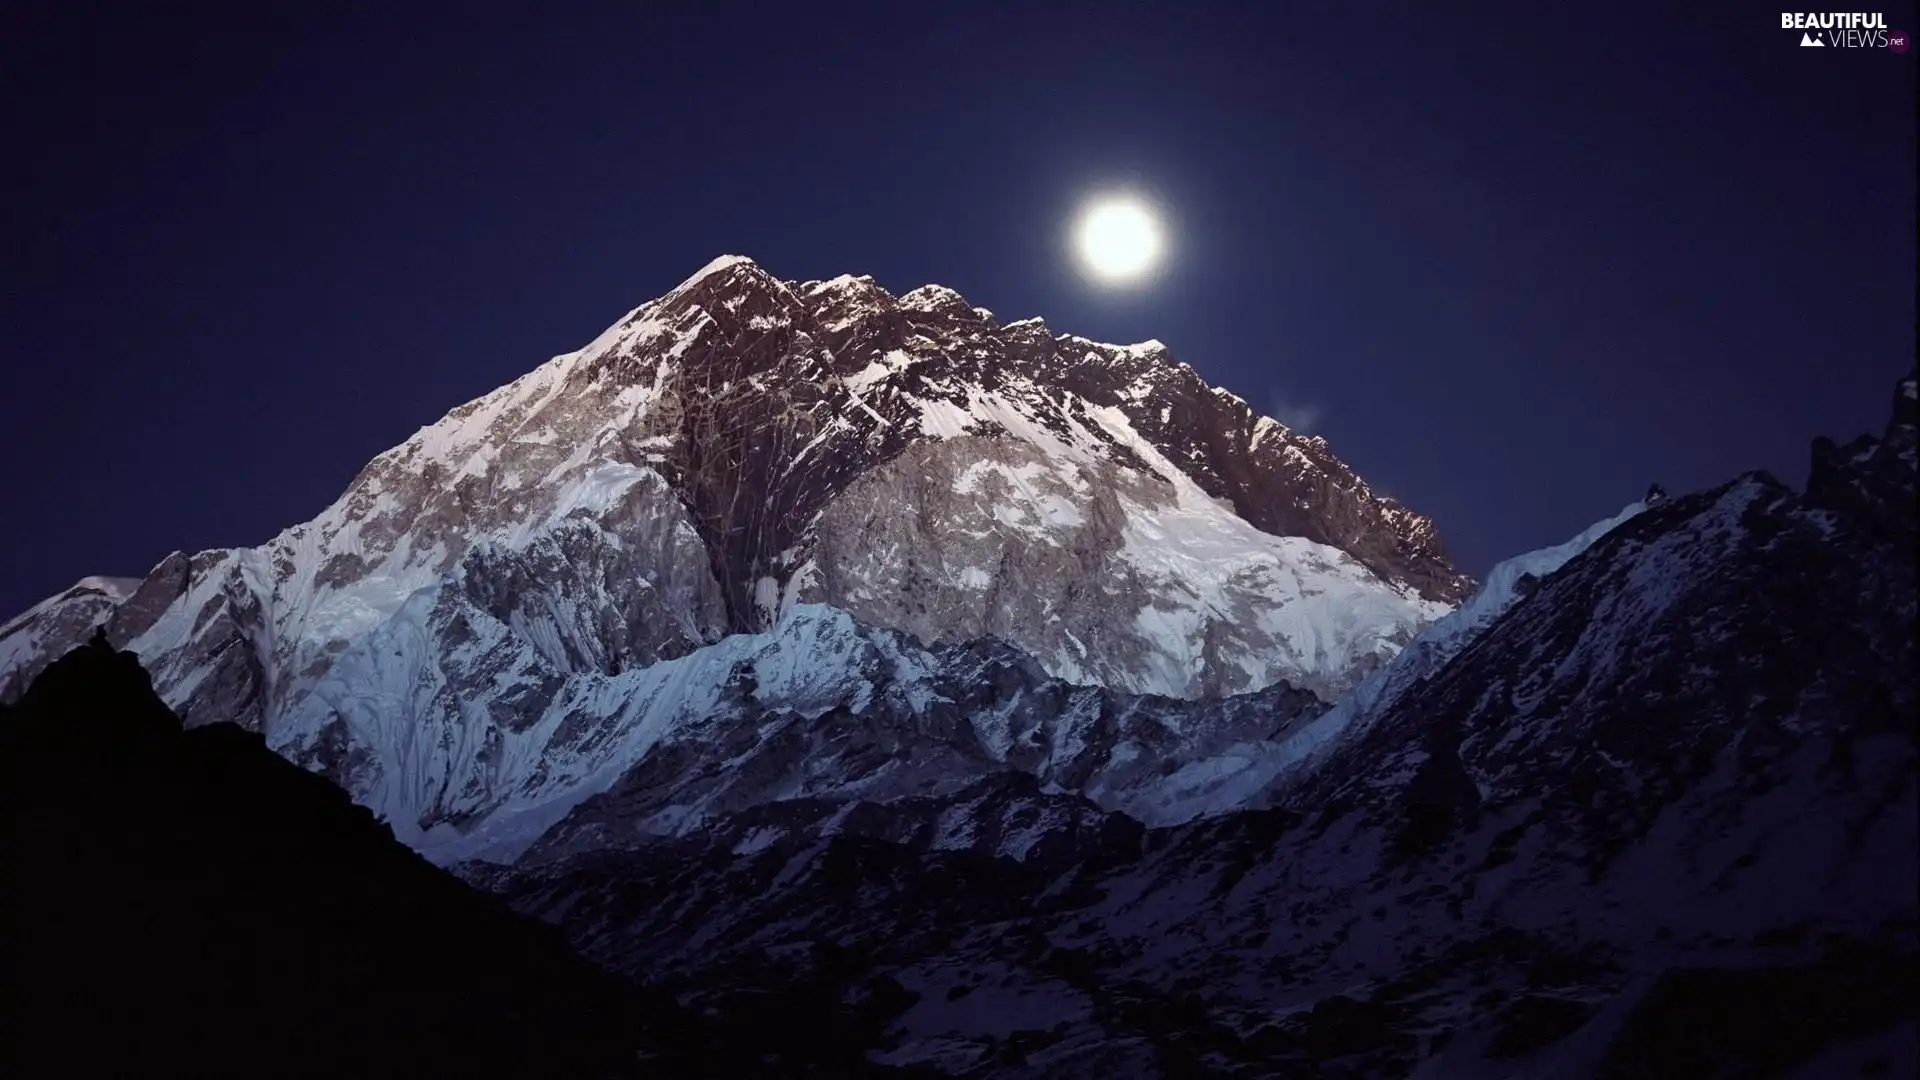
[478,374,1917,1078]
[0,254,1462,851]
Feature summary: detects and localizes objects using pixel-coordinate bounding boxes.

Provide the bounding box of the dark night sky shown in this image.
[1,1,1913,617]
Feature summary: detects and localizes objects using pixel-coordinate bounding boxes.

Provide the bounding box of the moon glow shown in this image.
[1074,196,1164,284]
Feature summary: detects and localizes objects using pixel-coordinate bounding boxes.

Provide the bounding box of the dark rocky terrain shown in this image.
[0,632,930,1079]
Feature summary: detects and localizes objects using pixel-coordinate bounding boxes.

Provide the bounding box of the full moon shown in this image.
[1074,197,1163,284]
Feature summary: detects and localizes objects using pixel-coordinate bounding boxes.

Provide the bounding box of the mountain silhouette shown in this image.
[0,630,926,1078]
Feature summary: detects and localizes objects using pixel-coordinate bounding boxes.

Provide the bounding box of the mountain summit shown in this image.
[0,256,1465,857]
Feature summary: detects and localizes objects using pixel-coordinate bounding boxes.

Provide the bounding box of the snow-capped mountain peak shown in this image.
[0,256,1475,859]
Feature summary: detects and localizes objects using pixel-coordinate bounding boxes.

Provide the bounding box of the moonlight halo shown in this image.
[1074,195,1164,285]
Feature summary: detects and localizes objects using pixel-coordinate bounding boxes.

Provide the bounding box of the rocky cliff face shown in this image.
[642,261,1469,627]
[0,255,1464,854]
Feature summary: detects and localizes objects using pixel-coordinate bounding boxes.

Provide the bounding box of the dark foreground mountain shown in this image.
[477,375,1920,1078]
[0,632,927,1079]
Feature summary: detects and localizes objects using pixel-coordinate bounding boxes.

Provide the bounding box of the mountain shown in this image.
[476,373,1917,1077]
[4,255,1910,1076]
[0,255,1464,859]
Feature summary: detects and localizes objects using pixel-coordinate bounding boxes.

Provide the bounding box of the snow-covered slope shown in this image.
[0,255,1466,854]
